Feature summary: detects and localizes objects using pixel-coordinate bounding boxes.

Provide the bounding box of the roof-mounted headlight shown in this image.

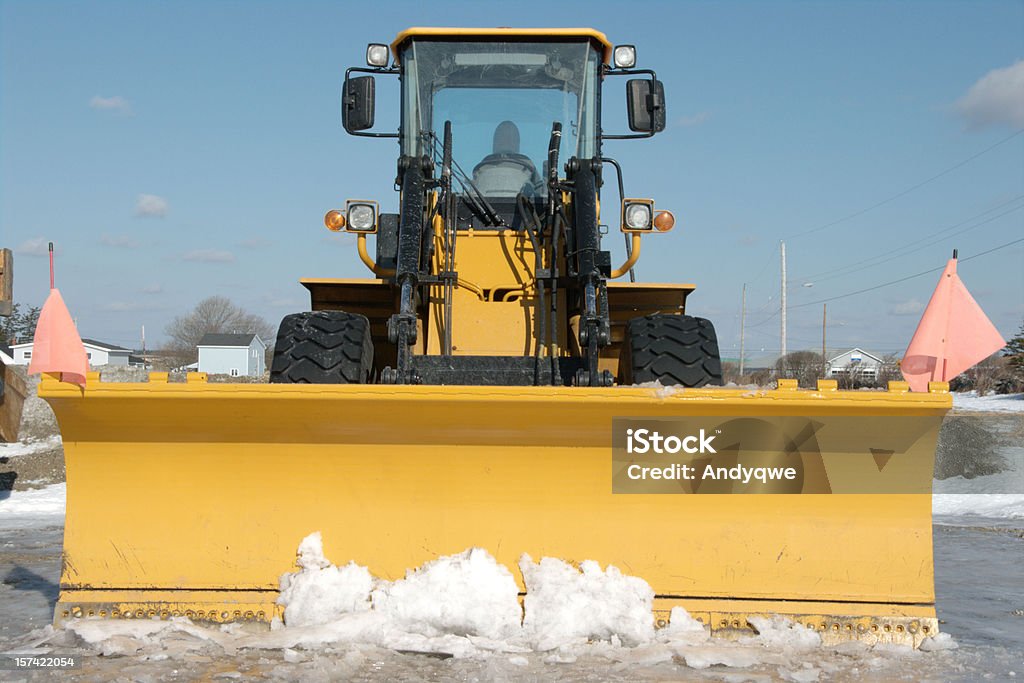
[366,43,389,68]
[613,45,636,69]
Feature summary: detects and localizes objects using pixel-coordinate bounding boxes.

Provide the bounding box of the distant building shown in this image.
[197,333,267,377]
[8,338,133,366]
[825,348,885,382]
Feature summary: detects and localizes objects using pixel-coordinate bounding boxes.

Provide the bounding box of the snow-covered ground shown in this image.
[952,391,1024,413]
[0,483,65,529]
[0,436,61,460]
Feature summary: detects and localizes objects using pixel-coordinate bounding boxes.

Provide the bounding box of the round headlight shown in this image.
[625,203,652,230]
[348,204,376,231]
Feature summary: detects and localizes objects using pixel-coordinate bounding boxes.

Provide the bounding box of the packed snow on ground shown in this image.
[953,391,1024,413]
[0,482,65,528]
[933,493,1024,519]
[0,435,61,458]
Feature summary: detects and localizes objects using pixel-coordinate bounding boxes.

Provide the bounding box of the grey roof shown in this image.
[198,333,259,347]
[826,347,885,364]
[80,338,130,351]
[0,343,11,358]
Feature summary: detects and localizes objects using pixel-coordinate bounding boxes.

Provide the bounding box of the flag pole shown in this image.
[49,242,54,289]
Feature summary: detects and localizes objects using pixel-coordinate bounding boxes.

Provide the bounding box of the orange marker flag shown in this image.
[26,243,88,387]
[901,253,1005,392]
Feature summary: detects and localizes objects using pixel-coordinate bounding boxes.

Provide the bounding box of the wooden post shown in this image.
[0,248,12,317]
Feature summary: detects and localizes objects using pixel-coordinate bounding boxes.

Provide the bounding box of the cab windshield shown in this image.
[401,39,601,200]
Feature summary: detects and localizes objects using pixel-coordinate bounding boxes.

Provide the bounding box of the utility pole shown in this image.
[780,241,787,361]
[739,283,747,376]
[141,325,146,353]
[821,304,827,376]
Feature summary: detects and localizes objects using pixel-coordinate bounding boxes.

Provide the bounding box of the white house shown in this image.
[197,333,267,377]
[825,348,885,382]
[9,338,133,366]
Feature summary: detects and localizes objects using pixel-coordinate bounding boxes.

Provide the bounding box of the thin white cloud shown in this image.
[677,111,711,127]
[262,294,305,308]
[89,95,132,115]
[142,284,164,294]
[182,249,235,263]
[135,194,169,218]
[100,233,140,249]
[238,237,272,249]
[16,237,50,257]
[737,235,759,247]
[889,298,925,316]
[102,301,155,312]
[321,233,355,245]
[955,60,1024,129]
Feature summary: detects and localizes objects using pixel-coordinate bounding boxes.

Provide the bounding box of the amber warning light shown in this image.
[654,210,675,232]
[324,210,346,232]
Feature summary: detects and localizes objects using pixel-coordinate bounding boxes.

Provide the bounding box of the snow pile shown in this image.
[657,606,708,644]
[746,615,821,651]
[373,547,521,640]
[953,392,1024,413]
[919,632,959,652]
[276,534,520,641]
[0,482,66,528]
[933,493,1024,519]
[519,554,654,649]
[277,533,373,627]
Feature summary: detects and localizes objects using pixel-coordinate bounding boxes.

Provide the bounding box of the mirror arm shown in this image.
[601,68,660,140]
[343,66,400,139]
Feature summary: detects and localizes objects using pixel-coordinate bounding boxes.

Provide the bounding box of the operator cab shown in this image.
[396,35,603,228]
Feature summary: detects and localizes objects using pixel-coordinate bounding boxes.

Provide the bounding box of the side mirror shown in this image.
[342,75,376,132]
[626,78,666,133]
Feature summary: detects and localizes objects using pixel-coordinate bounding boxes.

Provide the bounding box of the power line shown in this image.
[791,236,1024,309]
[783,128,1024,241]
[794,194,1024,283]
[744,242,780,287]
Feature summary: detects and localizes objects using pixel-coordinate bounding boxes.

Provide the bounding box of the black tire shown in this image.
[620,314,723,387]
[269,311,373,384]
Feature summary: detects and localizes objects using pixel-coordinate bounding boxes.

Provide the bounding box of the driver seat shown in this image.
[472,121,540,198]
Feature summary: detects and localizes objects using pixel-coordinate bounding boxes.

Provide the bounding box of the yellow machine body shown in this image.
[42,27,953,648]
[43,374,950,646]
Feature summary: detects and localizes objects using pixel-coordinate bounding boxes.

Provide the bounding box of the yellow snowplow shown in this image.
[42,28,952,647]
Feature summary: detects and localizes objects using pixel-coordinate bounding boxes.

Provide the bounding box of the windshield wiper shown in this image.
[429,132,503,227]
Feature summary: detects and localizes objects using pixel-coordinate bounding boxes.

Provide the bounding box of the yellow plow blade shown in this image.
[41,373,950,646]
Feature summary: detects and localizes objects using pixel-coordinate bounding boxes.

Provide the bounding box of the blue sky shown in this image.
[2,0,1022,358]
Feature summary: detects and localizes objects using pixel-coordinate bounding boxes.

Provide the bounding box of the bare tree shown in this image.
[876,353,902,386]
[775,350,824,388]
[164,296,275,365]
